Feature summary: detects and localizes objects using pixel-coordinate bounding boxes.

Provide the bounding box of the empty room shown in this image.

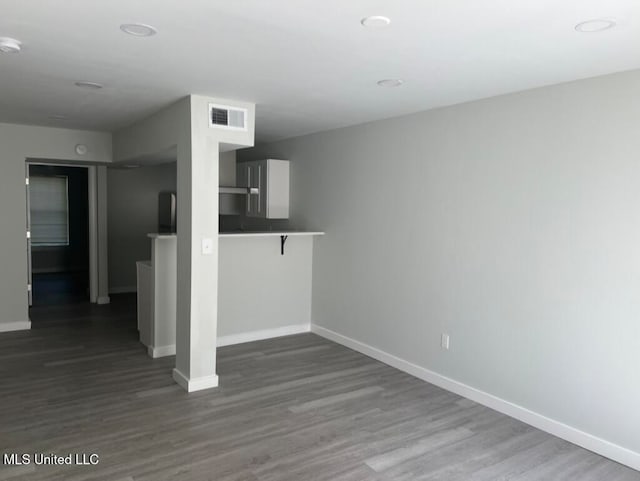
[1,1,639,480]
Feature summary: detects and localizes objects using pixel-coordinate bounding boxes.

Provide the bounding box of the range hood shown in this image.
[219,185,259,216]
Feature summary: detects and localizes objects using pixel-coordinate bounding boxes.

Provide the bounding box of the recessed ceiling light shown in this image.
[0,37,21,53]
[361,16,391,28]
[575,18,617,33]
[75,81,104,90]
[377,79,403,88]
[120,23,157,37]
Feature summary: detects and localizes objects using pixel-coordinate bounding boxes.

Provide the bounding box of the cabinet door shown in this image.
[237,161,253,216]
[265,159,289,218]
[237,161,248,214]
[242,161,264,218]
[255,160,267,218]
[238,159,289,219]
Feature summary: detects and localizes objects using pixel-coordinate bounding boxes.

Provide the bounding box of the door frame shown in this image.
[25,164,33,306]
[26,161,101,304]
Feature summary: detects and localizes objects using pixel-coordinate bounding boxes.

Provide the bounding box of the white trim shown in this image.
[97,296,110,305]
[217,323,310,347]
[147,345,176,358]
[310,324,640,472]
[142,324,310,359]
[172,368,219,393]
[88,166,98,304]
[0,321,31,333]
[109,286,137,294]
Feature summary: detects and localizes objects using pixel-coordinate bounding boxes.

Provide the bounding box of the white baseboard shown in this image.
[310,324,640,472]
[0,320,31,333]
[172,368,219,393]
[96,296,110,305]
[109,286,137,294]
[217,323,310,347]
[144,324,311,359]
[147,345,176,358]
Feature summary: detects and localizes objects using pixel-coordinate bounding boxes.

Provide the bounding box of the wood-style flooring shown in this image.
[1,295,638,480]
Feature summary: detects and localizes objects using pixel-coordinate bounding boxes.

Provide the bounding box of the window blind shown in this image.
[30,176,69,246]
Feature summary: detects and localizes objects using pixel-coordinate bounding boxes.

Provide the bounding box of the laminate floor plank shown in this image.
[0,295,637,480]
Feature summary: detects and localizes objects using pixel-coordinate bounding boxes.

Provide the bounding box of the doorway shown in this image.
[28,164,90,307]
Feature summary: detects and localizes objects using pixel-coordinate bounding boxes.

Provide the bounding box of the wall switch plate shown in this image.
[441,333,450,350]
[201,238,214,255]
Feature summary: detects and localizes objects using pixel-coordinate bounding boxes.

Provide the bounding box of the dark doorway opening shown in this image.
[29,165,89,307]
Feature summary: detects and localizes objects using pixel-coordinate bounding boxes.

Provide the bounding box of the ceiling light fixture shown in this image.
[0,37,22,53]
[575,18,617,33]
[120,23,157,37]
[75,81,104,90]
[361,16,391,28]
[377,79,403,88]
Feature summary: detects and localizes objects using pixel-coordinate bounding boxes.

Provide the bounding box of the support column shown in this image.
[173,124,220,392]
[110,94,253,393]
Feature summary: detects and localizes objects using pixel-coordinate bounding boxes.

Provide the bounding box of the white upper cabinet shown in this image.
[237,159,290,219]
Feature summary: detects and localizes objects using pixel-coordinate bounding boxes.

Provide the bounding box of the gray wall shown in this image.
[218,235,313,337]
[107,162,177,292]
[219,150,236,186]
[239,69,640,457]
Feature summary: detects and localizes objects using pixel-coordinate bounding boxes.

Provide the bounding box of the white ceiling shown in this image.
[1,0,639,143]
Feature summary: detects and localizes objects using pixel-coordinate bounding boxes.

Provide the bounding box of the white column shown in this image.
[173,121,220,392]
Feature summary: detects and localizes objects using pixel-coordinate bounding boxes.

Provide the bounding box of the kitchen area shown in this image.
[103,95,324,391]
[132,150,324,358]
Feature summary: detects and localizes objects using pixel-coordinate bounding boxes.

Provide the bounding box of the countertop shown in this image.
[219,231,324,238]
[148,231,324,239]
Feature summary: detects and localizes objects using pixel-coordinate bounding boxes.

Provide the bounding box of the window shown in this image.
[30,176,69,246]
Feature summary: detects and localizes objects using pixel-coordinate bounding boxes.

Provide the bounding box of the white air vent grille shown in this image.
[210,107,228,125]
[209,103,248,131]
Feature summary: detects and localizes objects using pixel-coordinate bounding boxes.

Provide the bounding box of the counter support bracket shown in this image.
[280,235,288,255]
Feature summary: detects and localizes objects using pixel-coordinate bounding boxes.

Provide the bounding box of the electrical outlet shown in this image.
[201,238,214,255]
[441,333,450,350]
